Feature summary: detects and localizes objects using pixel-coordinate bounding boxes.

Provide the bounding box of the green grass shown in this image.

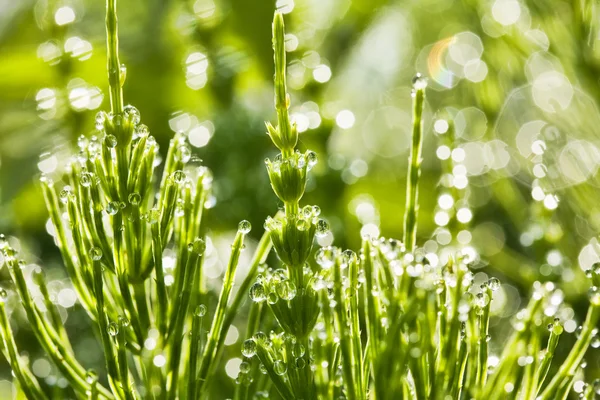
[0,1,600,399]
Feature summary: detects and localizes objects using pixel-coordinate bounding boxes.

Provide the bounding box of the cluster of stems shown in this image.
[0,0,273,398]
[1,5,600,400]
[231,14,600,400]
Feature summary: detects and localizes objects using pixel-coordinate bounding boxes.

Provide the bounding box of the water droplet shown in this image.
[487,278,500,291]
[276,281,297,301]
[250,283,266,303]
[241,339,257,358]
[296,218,309,231]
[267,291,278,304]
[316,219,329,237]
[412,73,428,90]
[316,246,335,269]
[172,170,187,184]
[591,335,600,348]
[77,135,89,150]
[295,357,306,369]
[342,249,356,265]
[306,151,318,170]
[134,124,149,139]
[238,220,252,234]
[85,369,98,384]
[128,192,141,205]
[292,343,305,357]
[0,289,8,303]
[239,361,250,373]
[119,64,127,86]
[194,304,206,317]
[59,186,73,204]
[177,145,192,164]
[90,247,103,261]
[274,360,287,375]
[188,238,206,255]
[107,322,119,336]
[123,105,140,125]
[119,316,130,327]
[95,112,106,130]
[588,286,600,306]
[105,134,118,148]
[476,292,490,308]
[105,201,120,215]
[253,332,267,343]
[80,172,93,187]
[302,205,313,218]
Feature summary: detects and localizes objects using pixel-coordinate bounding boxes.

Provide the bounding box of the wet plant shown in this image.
[1,4,600,400]
[0,0,272,398]
[233,12,600,400]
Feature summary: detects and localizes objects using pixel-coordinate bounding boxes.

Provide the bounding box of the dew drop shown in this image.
[253,332,267,343]
[302,205,313,219]
[249,283,266,303]
[588,286,600,306]
[105,134,118,148]
[119,316,130,327]
[95,112,106,131]
[77,135,89,150]
[296,218,309,232]
[123,105,140,125]
[80,172,93,187]
[316,219,330,237]
[316,246,335,269]
[476,292,490,308]
[412,73,428,90]
[188,238,206,255]
[238,220,252,234]
[292,343,305,357]
[239,361,250,373]
[134,124,149,139]
[274,360,287,375]
[267,291,279,305]
[177,145,192,164]
[59,186,73,204]
[194,304,207,317]
[0,289,8,303]
[172,170,187,184]
[107,322,119,337]
[276,281,297,301]
[306,151,318,170]
[241,339,257,358]
[90,247,103,261]
[487,278,501,291]
[85,369,98,384]
[119,64,127,86]
[105,201,120,215]
[128,192,141,205]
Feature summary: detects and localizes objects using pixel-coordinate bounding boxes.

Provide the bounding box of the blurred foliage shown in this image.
[2,0,600,396]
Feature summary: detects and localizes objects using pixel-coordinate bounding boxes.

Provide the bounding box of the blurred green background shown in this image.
[1,0,600,397]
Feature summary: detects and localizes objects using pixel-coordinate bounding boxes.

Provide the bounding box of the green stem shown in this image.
[403,77,426,252]
[196,230,247,391]
[106,0,123,115]
[539,303,600,399]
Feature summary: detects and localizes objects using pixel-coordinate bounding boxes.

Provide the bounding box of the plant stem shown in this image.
[403,77,426,252]
[106,0,123,115]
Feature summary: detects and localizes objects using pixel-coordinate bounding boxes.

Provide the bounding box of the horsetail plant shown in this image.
[0,0,272,398]
[231,12,600,400]
[2,5,600,400]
